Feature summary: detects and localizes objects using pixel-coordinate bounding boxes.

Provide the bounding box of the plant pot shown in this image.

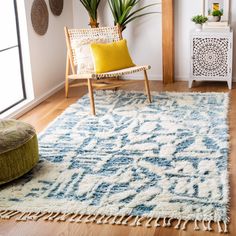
[89,18,99,28]
[117,24,124,39]
[212,16,221,22]
[195,24,202,31]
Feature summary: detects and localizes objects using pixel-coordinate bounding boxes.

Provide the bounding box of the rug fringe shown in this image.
[97,215,105,224]
[0,211,229,233]
[145,217,153,227]
[0,210,19,219]
[69,213,79,222]
[75,214,85,223]
[57,213,71,222]
[174,219,181,229]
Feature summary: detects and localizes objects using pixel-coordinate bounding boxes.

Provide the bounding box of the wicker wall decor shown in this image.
[31,0,49,35]
[49,0,63,16]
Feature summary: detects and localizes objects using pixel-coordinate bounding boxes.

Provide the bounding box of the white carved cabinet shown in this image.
[190,31,233,89]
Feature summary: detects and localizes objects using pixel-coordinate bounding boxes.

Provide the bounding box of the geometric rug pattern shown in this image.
[0,91,229,232]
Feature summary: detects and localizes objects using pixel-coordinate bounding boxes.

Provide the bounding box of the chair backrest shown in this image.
[64,26,122,74]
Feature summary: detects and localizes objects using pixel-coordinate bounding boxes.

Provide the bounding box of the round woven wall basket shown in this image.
[31,0,49,36]
[49,0,63,16]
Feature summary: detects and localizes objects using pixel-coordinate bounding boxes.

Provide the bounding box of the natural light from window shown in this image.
[0,0,25,114]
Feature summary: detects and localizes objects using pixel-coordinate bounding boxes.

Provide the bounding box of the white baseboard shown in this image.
[175,76,189,81]
[4,81,65,119]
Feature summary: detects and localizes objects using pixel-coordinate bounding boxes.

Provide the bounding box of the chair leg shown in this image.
[114,76,120,91]
[65,53,70,98]
[144,70,152,103]
[87,79,96,115]
[65,76,69,98]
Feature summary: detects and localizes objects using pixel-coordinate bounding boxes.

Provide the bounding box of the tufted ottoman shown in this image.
[0,119,39,185]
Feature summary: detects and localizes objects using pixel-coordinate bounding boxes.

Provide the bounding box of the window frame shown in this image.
[0,0,26,115]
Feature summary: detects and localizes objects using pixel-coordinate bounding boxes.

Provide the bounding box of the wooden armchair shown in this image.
[64,25,151,115]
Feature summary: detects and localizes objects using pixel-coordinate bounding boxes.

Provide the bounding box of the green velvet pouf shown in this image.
[0,120,39,185]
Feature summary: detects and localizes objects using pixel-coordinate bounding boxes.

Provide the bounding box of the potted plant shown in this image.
[212,10,223,22]
[79,0,101,28]
[108,0,160,33]
[191,15,208,31]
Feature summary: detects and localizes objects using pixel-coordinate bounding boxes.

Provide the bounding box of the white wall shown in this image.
[2,0,74,118]
[175,0,203,81]
[24,0,74,98]
[73,0,236,81]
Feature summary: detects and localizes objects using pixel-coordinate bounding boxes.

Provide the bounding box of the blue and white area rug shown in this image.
[0,91,230,233]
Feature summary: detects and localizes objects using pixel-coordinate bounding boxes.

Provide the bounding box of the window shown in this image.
[0,0,26,114]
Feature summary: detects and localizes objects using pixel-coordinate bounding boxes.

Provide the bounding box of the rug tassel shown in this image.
[181,220,189,230]
[145,217,153,228]
[174,219,181,229]
[122,215,132,225]
[207,220,212,231]
[25,212,35,221]
[110,215,118,225]
[97,215,105,224]
[104,215,112,224]
[136,216,145,226]
[23,213,33,221]
[76,214,84,223]
[194,220,200,231]
[130,216,139,227]
[223,221,228,233]
[202,220,208,231]
[7,211,20,219]
[218,221,223,233]
[16,212,28,221]
[44,212,54,221]
[154,217,160,227]
[48,212,61,221]
[91,214,99,223]
[0,210,7,216]
[162,217,167,227]
[1,211,11,219]
[1,211,18,219]
[0,210,8,218]
[116,215,125,225]
[27,212,36,220]
[69,213,79,223]
[33,212,47,221]
[31,212,40,220]
[84,214,93,223]
[167,218,172,227]
[57,213,71,222]
[0,210,9,218]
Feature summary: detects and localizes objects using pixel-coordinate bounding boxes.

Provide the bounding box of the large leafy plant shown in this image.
[108,0,159,31]
[79,0,101,27]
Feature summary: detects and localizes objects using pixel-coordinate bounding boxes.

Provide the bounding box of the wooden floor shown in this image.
[0,81,235,236]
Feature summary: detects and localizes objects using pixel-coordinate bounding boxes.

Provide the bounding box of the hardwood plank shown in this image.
[0,81,235,236]
[162,0,175,84]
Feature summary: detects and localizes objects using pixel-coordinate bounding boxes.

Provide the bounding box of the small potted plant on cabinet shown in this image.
[192,15,208,31]
[212,10,223,22]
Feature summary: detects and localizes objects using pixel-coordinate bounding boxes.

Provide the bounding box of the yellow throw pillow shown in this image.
[90,39,135,73]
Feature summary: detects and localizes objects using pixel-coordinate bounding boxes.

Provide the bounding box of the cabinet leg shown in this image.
[189,80,193,88]
[227,81,232,90]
